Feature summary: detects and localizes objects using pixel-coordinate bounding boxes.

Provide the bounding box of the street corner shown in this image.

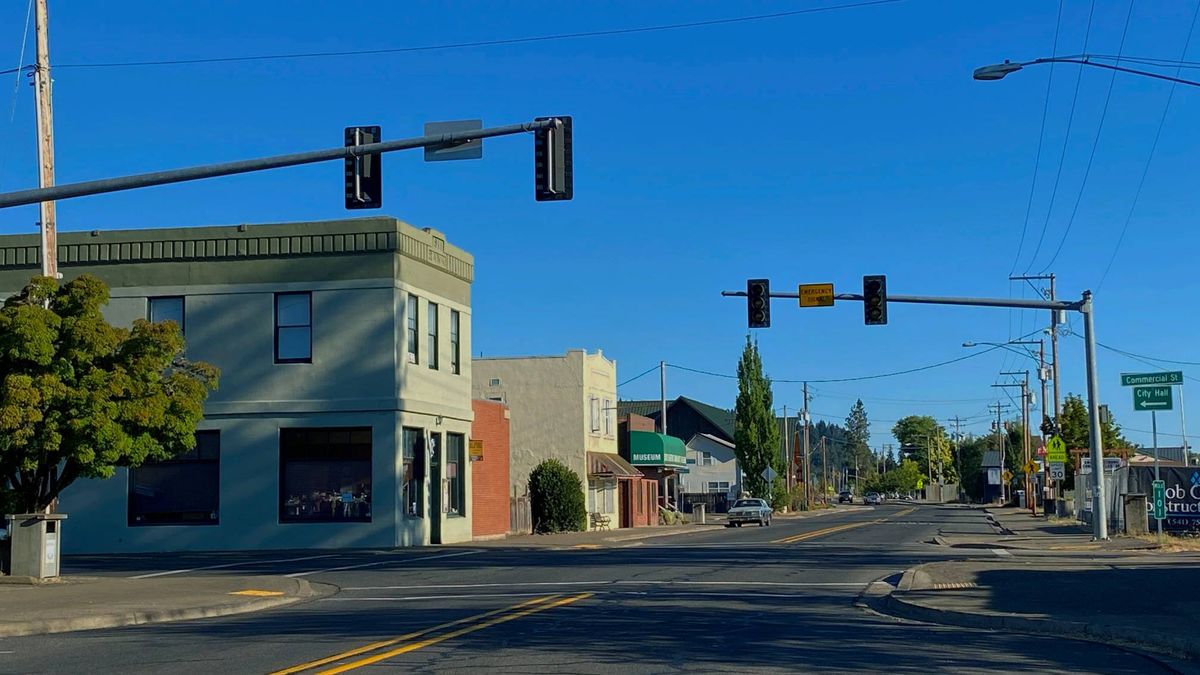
[0,573,332,638]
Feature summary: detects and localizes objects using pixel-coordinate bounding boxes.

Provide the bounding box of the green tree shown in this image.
[1055,393,1132,489]
[0,275,219,514]
[734,337,780,499]
[891,415,951,480]
[529,459,587,533]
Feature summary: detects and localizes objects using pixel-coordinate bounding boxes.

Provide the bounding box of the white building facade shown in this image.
[0,217,475,553]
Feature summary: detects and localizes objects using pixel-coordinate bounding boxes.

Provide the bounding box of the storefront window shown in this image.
[279,428,372,523]
[447,433,465,515]
[402,426,425,517]
[129,431,219,526]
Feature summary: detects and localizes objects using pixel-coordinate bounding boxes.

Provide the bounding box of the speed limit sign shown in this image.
[1049,462,1066,480]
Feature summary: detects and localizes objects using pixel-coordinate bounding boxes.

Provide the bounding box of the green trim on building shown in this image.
[629,430,687,467]
[0,217,474,290]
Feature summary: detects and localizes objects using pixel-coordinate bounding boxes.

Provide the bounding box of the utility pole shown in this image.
[659,361,667,436]
[996,373,1033,515]
[1010,274,1061,421]
[782,405,791,493]
[821,437,829,505]
[950,416,962,501]
[803,382,811,508]
[989,402,1011,503]
[33,0,58,278]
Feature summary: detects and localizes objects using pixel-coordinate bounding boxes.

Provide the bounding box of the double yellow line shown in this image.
[772,507,916,545]
[271,592,593,674]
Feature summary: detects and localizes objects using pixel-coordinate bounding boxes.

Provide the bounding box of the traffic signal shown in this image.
[345,126,382,209]
[534,116,573,201]
[747,278,770,328]
[863,275,887,325]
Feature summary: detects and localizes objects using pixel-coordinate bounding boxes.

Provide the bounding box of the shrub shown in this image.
[529,459,587,534]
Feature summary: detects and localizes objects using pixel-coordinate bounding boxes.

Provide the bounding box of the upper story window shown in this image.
[406,294,419,364]
[603,398,613,436]
[589,397,601,434]
[450,309,461,375]
[702,451,714,466]
[428,302,439,370]
[148,296,185,335]
[275,292,312,363]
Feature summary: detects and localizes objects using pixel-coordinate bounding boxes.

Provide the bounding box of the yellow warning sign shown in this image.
[799,283,835,308]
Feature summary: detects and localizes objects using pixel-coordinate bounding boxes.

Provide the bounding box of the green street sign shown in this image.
[1133,386,1174,412]
[1152,480,1166,520]
[1121,371,1183,387]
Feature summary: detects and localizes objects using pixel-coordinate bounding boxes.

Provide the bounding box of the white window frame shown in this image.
[702,451,713,467]
[589,397,601,434]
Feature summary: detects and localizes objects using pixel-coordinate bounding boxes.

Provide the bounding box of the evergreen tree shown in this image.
[734,337,780,499]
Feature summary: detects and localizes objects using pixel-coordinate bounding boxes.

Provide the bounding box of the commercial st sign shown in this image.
[1121,371,1183,386]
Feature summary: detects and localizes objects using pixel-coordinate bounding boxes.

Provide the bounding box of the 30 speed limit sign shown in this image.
[1049,462,1066,480]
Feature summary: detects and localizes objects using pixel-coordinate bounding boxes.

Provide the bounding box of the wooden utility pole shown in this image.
[33,0,58,278]
[802,382,811,508]
[821,437,828,505]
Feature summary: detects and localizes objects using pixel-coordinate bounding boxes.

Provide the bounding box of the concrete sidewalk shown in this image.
[0,574,326,637]
[882,556,1200,664]
[933,505,1157,552]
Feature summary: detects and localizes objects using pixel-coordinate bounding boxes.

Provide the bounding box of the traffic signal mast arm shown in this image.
[721,289,1082,312]
[0,118,564,209]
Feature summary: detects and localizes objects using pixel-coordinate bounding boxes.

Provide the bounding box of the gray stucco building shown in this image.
[0,216,475,553]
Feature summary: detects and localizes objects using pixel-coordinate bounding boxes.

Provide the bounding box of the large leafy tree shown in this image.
[0,275,219,514]
[734,337,780,500]
[891,415,952,480]
[1055,393,1132,489]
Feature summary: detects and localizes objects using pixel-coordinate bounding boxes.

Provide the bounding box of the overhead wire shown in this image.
[1,0,34,193]
[1096,1,1200,293]
[617,364,660,388]
[1038,0,1137,274]
[1023,0,1099,274]
[48,0,907,70]
[1010,0,1066,277]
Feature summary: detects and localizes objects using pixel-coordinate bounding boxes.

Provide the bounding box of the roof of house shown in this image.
[617,396,736,441]
[690,432,735,450]
[618,400,666,419]
[982,451,1002,468]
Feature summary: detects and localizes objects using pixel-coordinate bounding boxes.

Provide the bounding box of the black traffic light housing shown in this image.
[747,279,770,328]
[345,126,382,209]
[535,116,573,201]
[863,275,887,325]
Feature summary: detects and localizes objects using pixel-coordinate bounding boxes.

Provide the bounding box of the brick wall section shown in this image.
[471,400,511,539]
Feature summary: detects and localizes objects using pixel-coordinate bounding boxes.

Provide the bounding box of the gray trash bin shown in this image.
[6,513,67,579]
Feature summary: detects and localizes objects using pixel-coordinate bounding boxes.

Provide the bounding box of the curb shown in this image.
[0,578,333,638]
[880,579,1200,663]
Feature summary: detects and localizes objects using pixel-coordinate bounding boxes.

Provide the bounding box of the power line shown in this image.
[667,329,1046,385]
[1,0,34,194]
[47,0,907,71]
[1010,0,1065,277]
[1023,0,1098,274]
[617,364,659,388]
[1038,0,1136,274]
[1096,1,1200,292]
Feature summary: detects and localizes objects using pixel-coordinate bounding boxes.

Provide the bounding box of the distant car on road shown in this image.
[838,491,854,504]
[900,494,914,501]
[725,498,773,527]
[865,492,882,506]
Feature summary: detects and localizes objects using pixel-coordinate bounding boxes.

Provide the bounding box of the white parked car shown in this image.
[726,498,773,527]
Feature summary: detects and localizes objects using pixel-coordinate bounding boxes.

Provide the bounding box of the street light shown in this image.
[974,54,1200,87]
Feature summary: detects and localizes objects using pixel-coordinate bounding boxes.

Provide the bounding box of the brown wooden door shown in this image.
[619,480,632,528]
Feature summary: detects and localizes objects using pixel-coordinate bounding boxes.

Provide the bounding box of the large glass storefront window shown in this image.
[279,428,372,523]
[129,431,220,526]
[447,433,465,516]
[402,427,425,517]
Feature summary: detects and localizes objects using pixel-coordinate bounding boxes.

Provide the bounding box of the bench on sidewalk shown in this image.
[590,512,611,530]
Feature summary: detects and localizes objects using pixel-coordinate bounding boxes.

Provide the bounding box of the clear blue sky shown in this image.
[2,1,1198,450]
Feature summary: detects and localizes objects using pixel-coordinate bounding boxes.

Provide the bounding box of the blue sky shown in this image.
[1,1,1197,450]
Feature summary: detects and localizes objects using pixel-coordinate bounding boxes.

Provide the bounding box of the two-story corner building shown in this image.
[0,217,475,553]
[472,350,638,528]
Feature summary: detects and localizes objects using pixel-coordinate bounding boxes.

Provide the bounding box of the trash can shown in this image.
[693,503,706,525]
[1123,494,1148,535]
[1017,490,1026,509]
[6,513,67,579]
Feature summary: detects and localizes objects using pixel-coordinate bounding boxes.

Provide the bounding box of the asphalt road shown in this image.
[0,504,1173,674]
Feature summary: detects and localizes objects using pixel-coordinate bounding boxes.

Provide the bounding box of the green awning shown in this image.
[629,431,686,468]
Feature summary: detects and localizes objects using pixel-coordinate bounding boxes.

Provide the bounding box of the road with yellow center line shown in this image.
[771,507,916,544]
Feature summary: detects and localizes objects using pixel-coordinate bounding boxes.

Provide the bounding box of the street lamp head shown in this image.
[973,60,1024,81]
[962,341,977,348]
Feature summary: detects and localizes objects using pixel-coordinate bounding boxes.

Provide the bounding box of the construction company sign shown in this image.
[1129,467,1200,534]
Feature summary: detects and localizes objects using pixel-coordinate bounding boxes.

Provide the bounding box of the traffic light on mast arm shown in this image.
[863,275,887,325]
[535,116,573,201]
[747,279,770,328]
[345,126,382,210]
